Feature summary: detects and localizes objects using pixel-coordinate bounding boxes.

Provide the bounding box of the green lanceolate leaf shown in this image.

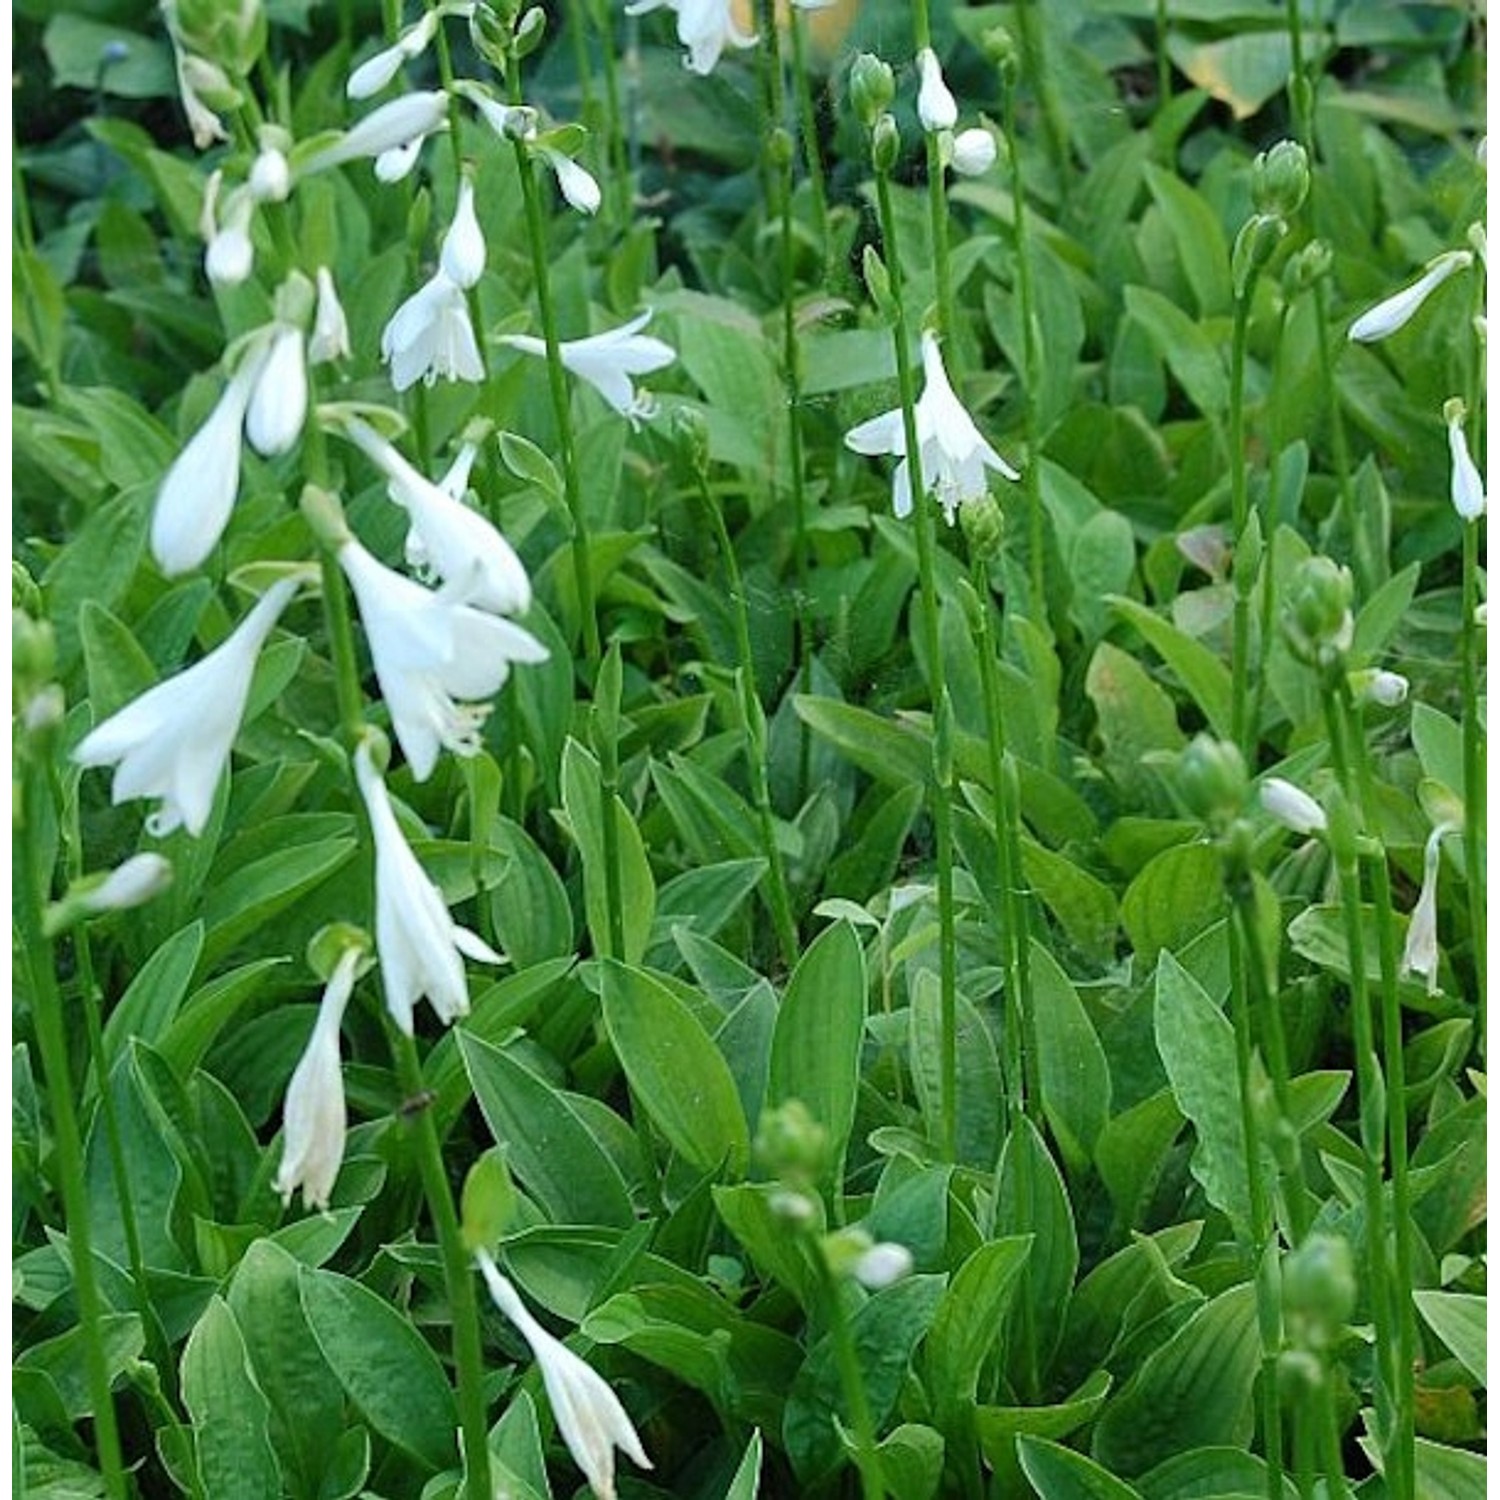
[1019,1435,1144,1500]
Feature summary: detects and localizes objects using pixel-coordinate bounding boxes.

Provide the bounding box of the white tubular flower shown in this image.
[355,740,502,1031]
[151,349,268,577]
[73,578,300,837]
[845,330,1019,523]
[339,417,531,614]
[455,80,532,142]
[339,540,547,780]
[626,0,757,75]
[299,90,450,177]
[249,147,291,203]
[1347,250,1472,343]
[951,127,997,177]
[1400,825,1452,995]
[81,853,174,914]
[852,1242,914,1289]
[439,175,486,289]
[1259,777,1327,836]
[499,311,676,425]
[916,47,958,132]
[202,173,256,287]
[347,9,441,99]
[244,326,308,457]
[1445,399,1486,522]
[310,267,352,364]
[381,270,484,392]
[540,148,602,215]
[274,944,362,1211]
[476,1249,651,1500]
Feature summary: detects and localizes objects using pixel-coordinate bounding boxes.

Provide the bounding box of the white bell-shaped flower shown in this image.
[1445,399,1486,521]
[201,172,256,287]
[151,347,269,577]
[274,944,363,1211]
[355,740,502,1031]
[249,146,291,203]
[73,577,301,837]
[244,325,308,457]
[81,853,174,914]
[499,311,676,425]
[476,1249,651,1499]
[1259,777,1327,836]
[916,47,958,132]
[1347,250,1472,343]
[347,8,441,99]
[299,90,450,177]
[951,127,997,177]
[540,147,601,215]
[439,175,486,289]
[1400,825,1452,994]
[626,0,757,75]
[338,417,531,615]
[339,540,547,780]
[381,269,484,392]
[845,330,1019,523]
[310,267,352,364]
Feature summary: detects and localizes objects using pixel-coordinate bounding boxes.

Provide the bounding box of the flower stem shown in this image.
[1154,0,1171,108]
[17,758,129,1500]
[786,7,831,268]
[813,1254,887,1500]
[873,160,960,1164]
[998,63,1047,618]
[391,1032,494,1499]
[911,0,955,341]
[1228,289,1256,756]
[1012,0,1069,213]
[697,466,800,968]
[1460,519,1485,1056]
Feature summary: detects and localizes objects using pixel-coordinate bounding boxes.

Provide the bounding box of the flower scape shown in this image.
[11,3,1487,1499]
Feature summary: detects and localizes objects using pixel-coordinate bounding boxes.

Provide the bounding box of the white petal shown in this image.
[1347,251,1472,343]
[439,177,486,289]
[845,406,906,458]
[244,327,308,457]
[1259,777,1326,835]
[951,127,997,177]
[916,48,958,133]
[546,150,601,216]
[1448,411,1486,521]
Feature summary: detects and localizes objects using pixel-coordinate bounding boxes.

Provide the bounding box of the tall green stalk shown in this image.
[1460,519,1485,1054]
[872,147,961,1164]
[17,756,129,1500]
[910,0,955,339]
[785,7,831,265]
[812,1254,887,1500]
[1228,291,1256,755]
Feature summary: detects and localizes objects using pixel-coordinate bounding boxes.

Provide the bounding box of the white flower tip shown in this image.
[83,853,174,914]
[1259,777,1327,836]
[916,47,958,133]
[950,127,997,177]
[853,1242,914,1289]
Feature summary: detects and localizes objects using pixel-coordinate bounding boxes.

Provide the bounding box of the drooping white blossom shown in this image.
[274,944,363,1211]
[916,47,958,133]
[499,311,676,425]
[381,270,484,391]
[845,330,1019,522]
[476,1249,652,1499]
[1445,399,1486,521]
[950,127,997,177]
[1259,777,1327,836]
[354,739,502,1031]
[310,267,352,364]
[299,90,450,178]
[1400,824,1453,995]
[439,175,486,289]
[73,578,301,837]
[852,1242,914,1289]
[244,325,308,457]
[81,853,174,914]
[249,146,291,203]
[337,417,531,614]
[626,0,757,75]
[1347,250,1472,343]
[339,540,547,779]
[347,9,442,99]
[540,148,602,215]
[201,171,256,287]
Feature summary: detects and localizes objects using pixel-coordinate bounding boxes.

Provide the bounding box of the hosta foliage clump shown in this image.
[12,1,1487,1497]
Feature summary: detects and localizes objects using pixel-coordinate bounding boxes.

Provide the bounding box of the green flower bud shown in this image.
[960,492,1005,561]
[306,922,373,984]
[1251,140,1310,219]
[513,5,546,58]
[849,52,895,129]
[768,126,795,171]
[12,562,41,616]
[12,609,56,693]
[1282,238,1333,296]
[820,1226,874,1280]
[672,405,711,476]
[1177,734,1249,832]
[1232,213,1287,299]
[755,1099,829,1188]
[862,244,894,319]
[1282,1233,1357,1348]
[1283,556,1354,668]
[469,3,514,70]
[871,113,901,174]
[981,26,1018,76]
[274,269,316,329]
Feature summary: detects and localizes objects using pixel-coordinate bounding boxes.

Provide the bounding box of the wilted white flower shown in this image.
[299,90,450,177]
[454,80,531,141]
[274,944,363,1211]
[347,9,441,99]
[1347,250,1472,343]
[1259,777,1327,836]
[540,147,602,215]
[845,330,1019,522]
[151,347,269,576]
[439,175,486,289]
[73,578,301,837]
[626,0,757,75]
[339,540,547,779]
[338,417,531,614]
[1400,824,1453,995]
[476,1249,651,1500]
[244,325,308,457]
[81,853,174,914]
[916,47,958,132]
[852,1242,913,1289]
[174,51,229,149]
[355,739,502,1030]
[499,311,676,425]
[381,269,484,391]
[249,147,291,203]
[950,127,997,177]
[1445,399,1486,521]
[310,267,351,364]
